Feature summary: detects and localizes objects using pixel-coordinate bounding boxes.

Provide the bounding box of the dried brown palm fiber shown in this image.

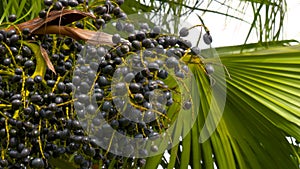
[11,9,96,33]
[33,25,113,46]
[8,9,113,45]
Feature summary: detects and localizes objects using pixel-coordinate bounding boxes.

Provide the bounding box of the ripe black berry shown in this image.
[10,34,19,44]
[44,0,53,6]
[31,158,44,168]
[140,23,149,30]
[142,38,153,48]
[3,58,11,66]
[203,32,212,45]
[136,31,146,41]
[8,150,19,158]
[68,0,79,7]
[175,71,185,78]
[138,149,148,156]
[39,10,47,18]
[102,101,112,112]
[179,27,189,37]
[94,6,107,15]
[59,0,68,6]
[102,13,112,21]
[83,145,96,157]
[129,83,141,93]
[132,40,142,50]
[166,57,179,68]
[23,106,33,115]
[8,14,17,22]
[98,75,109,86]
[0,159,8,167]
[14,68,23,75]
[117,0,124,5]
[11,99,22,109]
[157,69,168,79]
[118,118,130,127]
[74,154,84,165]
[20,148,31,157]
[30,94,43,104]
[7,29,16,37]
[57,82,66,92]
[151,145,159,152]
[55,96,63,104]
[53,2,62,10]
[34,75,43,83]
[118,12,127,20]
[183,101,192,110]
[125,23,135,33]
[75,22,84,28]
[112,34,121,44]
[120,44,130,54]
[113,7,121,15]
[152,26,161,34]
[24,60,35,68]
[110,120,119,129]
[0,34,4,42]
[134,93,144,103]
[191,46,200,55]
[205,64,214,74]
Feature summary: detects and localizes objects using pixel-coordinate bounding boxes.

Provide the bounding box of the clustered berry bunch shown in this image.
[0,0,213,168]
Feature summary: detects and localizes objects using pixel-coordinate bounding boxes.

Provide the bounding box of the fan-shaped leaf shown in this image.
[145,44,300,169]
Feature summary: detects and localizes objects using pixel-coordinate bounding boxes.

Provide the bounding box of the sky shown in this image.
[284,0,300,43]
[185,0,300,47]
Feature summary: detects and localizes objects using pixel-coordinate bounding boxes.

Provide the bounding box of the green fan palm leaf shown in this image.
[221,45,300,139]
[144,44,300,169]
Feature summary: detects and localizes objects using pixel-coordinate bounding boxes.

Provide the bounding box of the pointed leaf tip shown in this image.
[40,45,56,75]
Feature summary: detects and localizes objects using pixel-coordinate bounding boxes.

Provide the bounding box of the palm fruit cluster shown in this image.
[0,0,212,168]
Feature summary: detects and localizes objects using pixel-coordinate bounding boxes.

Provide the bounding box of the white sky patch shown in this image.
[141,0,300,47]
[184,0,300,47]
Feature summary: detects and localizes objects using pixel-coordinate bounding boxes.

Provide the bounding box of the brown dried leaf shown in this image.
[40,46,56,75]
[11,9,95,33]
[34,25,114,46]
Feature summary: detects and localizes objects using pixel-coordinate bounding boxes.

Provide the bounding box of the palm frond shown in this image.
[145,44,300,169]
[0,0,44,24]
[221,45,300,139]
